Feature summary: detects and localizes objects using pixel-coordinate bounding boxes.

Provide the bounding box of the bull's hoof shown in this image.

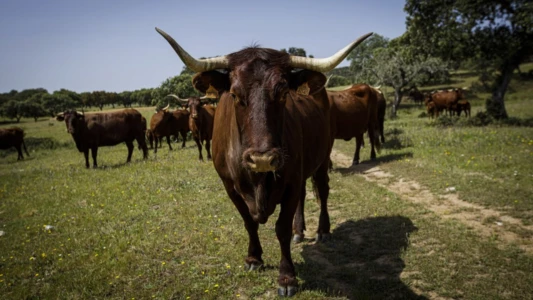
[244,261,263,271]
[292,234,304,244]
[315,233,331,242]
[278,285,298,297]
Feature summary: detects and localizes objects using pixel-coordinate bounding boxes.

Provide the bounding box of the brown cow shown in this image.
[149,104,190,153]
[454,100,471,117]
[169,95,214,161]
[56,109,148,168]
[0,127,29,160]
[426,101,438,118]
[427,88,465,116]
[156,27,371,296]
[328,84,381,166]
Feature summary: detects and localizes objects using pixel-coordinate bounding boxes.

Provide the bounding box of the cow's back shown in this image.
[85,109,144,146]
[0,128,24,149]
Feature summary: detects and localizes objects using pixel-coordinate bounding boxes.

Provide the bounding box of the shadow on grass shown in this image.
[297,216,426,299]
[334,152,413,175]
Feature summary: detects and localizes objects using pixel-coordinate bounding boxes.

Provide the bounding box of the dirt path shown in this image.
[330,149,533,254]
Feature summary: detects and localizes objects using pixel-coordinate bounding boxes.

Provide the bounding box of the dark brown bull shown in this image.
[408,87,424,105]
[56,109,148,168]
[168,95,214,161]
[454,100,471,117]
[149,103,190,153]
[328,84,382,166]
[156,27,371,297]
[427,89,465,116]
[0,127,29,160]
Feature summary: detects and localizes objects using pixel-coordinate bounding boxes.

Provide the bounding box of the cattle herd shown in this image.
[0,27,472,297]
[409,87,471,118]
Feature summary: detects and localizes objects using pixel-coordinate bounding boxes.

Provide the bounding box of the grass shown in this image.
[1,71,533,299]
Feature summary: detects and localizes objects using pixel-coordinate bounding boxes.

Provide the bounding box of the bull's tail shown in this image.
[374,127,382,154]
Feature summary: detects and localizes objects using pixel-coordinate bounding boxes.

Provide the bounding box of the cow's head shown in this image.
[156,28,372,173]
[56,110,84,134]
[167,94,211,120]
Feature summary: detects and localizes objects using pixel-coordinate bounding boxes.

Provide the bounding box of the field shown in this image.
[1,71,533,299]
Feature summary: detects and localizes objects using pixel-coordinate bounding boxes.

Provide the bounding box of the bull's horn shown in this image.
[325,75,333,88]
[166,94,189,104]
[161,103,170,111]
[76,111,84,115]
[156,27,229,72]
[289,32,373,72]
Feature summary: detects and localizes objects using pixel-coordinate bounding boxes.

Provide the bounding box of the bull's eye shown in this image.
[231,93,244,107]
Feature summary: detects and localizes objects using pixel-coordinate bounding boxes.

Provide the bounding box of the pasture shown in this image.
[1,75,533,299]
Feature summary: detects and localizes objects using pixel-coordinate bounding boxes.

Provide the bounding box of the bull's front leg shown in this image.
[221,180,263,270]
[83,149,90,168]
[91,147,98,168]
[276,185,300,297]
[193,135,203,161]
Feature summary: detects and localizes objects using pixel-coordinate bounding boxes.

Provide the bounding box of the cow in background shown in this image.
[149,103,190,153]
[328,83,382,166]
[156,27,371,296]
[0,127,29,160]
[56,109,148,168]
[427,88,466,116]
[169,94,214,161]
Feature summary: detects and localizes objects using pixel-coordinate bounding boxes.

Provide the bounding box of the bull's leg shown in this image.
[180,131,187,148]
[84,149,90,168]
[292,183,307,243]
[166,135,173,151]
[276,185,300,296]
[380,120,385,143]
[194,137,203,161]
[22,140,29,157]
[369,128,377,161]
[313,161,331,242]
[125,141,134,163]
[353,134,363,165]
[136,134,149,159]
[205,139,212,160]
[221,180,263,270]
[154,136,159,154]
[15,145,23,160]
[91,147,98,168]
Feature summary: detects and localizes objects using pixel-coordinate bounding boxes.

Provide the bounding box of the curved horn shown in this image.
[156,27,229,72]
[325,75,333,88]
[289,32,373,72]
[166,94,189,104]
[161,103,170,111]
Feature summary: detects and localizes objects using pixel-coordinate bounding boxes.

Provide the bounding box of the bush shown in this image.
[327,75,351,88]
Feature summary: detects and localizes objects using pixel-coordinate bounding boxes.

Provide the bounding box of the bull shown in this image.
[0,127,29,160]
[168,94,215,161]
[328,84,382,166]
[56,109,148,168]
[156,27,371,296]
[149,103,190,153]
[427,88,465,116]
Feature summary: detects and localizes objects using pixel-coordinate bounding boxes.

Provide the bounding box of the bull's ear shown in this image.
[192,71,230,95]
[56,115,65,121]
[289,70,327,96]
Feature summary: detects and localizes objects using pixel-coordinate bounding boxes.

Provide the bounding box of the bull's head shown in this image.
[156,28,371,173]
[56,110,84,134]
[166,94,210,119]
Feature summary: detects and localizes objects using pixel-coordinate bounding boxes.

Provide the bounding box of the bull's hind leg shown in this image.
[180,131,187,148]
[135,134,148,159]
[368,127,377,161]
[205,139,212,160]
[91,147,98,168]
[83,149,90,168]
[312,161,331,242]
[221,179,263,270]
[292,184,306,243]
[15,146,23,160]
[166,135,173,151]
[125,141,134,163]
[353,134,363,165]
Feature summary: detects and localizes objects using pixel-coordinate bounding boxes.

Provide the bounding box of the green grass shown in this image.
[1,72,533,299]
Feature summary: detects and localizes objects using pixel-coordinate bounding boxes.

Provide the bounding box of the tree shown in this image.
[404,0,533,119]
[23,93,47,121]
[280,47,307,57]
[1,100,23,122]
[347,34,390,83]
[42,93,78,117]
[152,74,200,107]
[370,47,448,117]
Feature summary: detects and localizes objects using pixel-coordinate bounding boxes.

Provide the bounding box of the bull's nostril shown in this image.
[270,157,279,167]
[245,154,255,164]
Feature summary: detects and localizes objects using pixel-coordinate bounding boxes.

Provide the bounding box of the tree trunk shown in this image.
[487,62,515,119]
[391,88,403,118]
[98,104,104,111]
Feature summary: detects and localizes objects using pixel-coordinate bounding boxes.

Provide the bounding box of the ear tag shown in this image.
[205,84,219,99]
[297,82,310,96]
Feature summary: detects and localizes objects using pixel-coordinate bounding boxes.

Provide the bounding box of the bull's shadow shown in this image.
[296,216,426,299]
[333,152,413,175]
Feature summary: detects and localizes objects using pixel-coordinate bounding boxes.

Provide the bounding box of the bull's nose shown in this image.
[192,114,198,119]
[245,153,279,172]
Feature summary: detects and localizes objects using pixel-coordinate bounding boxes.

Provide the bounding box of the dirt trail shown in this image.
[330,149,533,254]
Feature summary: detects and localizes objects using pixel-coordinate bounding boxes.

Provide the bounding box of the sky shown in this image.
[0,0,408,94]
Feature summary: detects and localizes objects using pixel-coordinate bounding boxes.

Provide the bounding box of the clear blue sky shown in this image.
[0,0,407,94]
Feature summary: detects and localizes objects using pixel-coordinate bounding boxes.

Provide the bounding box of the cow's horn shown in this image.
[289,32,373,72]
[77,111,84,115]
[162,103,170,111]
[325,75,333,88]
[156,27,229,72]
[166,94,189,104]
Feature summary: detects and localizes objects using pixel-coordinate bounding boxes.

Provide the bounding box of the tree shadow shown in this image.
[297,216,426,299]
[334,152,413,175]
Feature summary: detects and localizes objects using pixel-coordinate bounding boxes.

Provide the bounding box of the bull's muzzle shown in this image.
[191,113,198,119]
[244,151,280,172]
